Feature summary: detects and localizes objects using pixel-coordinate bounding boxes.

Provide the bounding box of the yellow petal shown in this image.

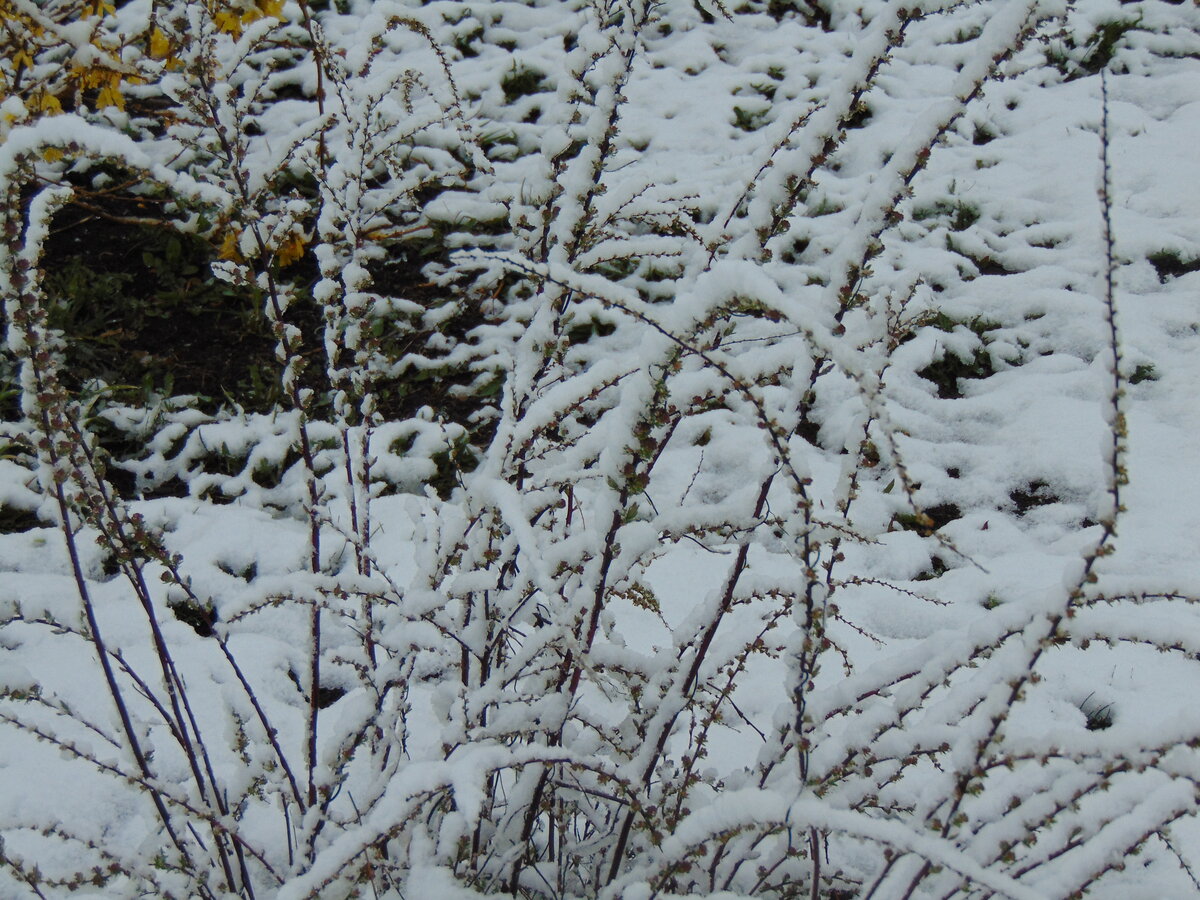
[41,146,63,162]
[149,27,171,60]
[96,82,125,110]
[213,10,243,36]
[257,0,285,17]
[218,230,244,262]
[31,91,62,115]
[71,65,100,89]
[275,232,306,268]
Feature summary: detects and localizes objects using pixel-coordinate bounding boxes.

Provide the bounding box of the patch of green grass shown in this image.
[733,105,770,132]
[748,81,777,100]
[501,64,548,103]
[1129,363,1158,385]
[1148,249,1200,283]
[169,597,217,637]
[807,195,843,217]
[450,23,484,58]
[912,199,980,232]
[1046,16,1143,80]
[918,343,993,399]
[1079,17,1141,75]
[908,313,1002,398]
[1079,693,1114,731]
[913,556,948,582]
[924,313,1001,336]
[566,317,618,346]
[31,214,291,414]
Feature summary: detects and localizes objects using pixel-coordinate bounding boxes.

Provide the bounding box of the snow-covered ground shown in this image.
[2,0,1200,897]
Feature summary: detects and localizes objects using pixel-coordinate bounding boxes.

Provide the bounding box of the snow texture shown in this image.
[2,0,1200,897]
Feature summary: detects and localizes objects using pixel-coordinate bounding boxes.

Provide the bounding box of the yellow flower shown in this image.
[213,9,244,36]
[275,232,306,268]
[30,91,62,115]
[214,0,284,37]
[71,66,126,111]
[218,230,244,262]
[96,82,124,110]
[148,27,172,60]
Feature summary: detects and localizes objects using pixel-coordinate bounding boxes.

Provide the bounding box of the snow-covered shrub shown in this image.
[4,0,1200,897]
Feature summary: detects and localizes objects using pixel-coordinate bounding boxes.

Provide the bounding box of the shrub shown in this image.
[2,1,1200,898]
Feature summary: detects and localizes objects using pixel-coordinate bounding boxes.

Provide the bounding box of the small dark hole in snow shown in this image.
[925,504,961,530]
[1010,480,1059,514]
[105,466,137,498]
[317,686,346,709]
[288,670,347,708]
[169,599,217,638]
[1080,694,1114,731]
[894,505,960,536]
[794,418,821,446]
[1148,251,1200,283]
[913,556,948,582]
[972,255,1019,277]
[917,346,993,399]
[0,506,42,534]
[144,477,190,500]
[217,560,258,582]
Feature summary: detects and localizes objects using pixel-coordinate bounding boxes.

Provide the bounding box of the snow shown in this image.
[4,0,1200,897]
